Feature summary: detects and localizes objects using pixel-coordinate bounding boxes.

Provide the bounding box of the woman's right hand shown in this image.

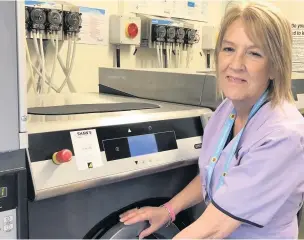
[119,206,171,239]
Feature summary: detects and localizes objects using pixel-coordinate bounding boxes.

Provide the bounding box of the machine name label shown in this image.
[77,130,92,136]
[70,129,104,170]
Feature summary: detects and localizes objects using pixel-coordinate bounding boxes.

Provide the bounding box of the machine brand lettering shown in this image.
[194,143,202,149]
[77,130,92,136]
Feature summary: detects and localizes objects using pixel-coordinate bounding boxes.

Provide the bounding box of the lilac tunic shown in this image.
[199,98,304,238]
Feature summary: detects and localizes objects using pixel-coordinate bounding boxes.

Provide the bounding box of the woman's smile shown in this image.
[226,76,247,84]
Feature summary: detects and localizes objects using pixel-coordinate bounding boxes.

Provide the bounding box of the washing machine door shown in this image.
[100,221,180,239]
[83,198,192,239]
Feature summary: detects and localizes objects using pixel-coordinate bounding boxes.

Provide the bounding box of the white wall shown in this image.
[26,0,304,100]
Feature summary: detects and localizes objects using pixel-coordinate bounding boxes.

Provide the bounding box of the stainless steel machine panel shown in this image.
[0,2,28,239]
[98,68,220,110]
[26,93,212,201]
[27,93,212,133]
[0,1,27,152]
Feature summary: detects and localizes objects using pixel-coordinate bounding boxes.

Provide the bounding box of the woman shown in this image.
[120,2,304,238]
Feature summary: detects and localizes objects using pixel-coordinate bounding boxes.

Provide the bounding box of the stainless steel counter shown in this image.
[27,93,212,134]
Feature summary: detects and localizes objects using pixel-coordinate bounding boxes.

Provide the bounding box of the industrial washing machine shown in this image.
[26,80,212,239]
[28,163,202,239]
[25,67,304,239]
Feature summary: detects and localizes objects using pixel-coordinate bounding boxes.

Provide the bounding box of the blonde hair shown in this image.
[214,1,294,106]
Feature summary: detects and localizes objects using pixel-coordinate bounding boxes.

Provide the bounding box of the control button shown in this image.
[52,149,73,165]
[126,23,138,39]
[148,126,152,131]
[103,138,130,161]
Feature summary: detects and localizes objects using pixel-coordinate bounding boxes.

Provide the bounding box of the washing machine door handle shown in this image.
[100,221,149,239]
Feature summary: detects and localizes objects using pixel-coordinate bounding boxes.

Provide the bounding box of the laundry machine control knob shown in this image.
[52,149,72,164]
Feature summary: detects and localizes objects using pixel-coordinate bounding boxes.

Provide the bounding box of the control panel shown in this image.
[103,131,177,161]
[0,174,17,239]
[27,116,205,200]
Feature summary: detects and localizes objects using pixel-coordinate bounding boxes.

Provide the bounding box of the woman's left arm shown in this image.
[173,203,241,239]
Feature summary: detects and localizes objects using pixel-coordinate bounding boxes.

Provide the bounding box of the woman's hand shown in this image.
[119,206,171,239]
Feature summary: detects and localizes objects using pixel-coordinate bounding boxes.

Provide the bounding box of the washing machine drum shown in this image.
[100,221,180,239]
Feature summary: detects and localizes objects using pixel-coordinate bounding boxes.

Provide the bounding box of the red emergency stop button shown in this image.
[52,149,72,165]
[126,23,138,39]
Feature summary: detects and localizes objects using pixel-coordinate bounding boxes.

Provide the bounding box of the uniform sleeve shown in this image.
[212,130,304,228]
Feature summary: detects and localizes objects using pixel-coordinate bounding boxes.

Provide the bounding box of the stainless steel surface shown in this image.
[200,111,213,128]
[29,150,198,201]
[27,93,212,133]
[98,67,220,110]
[16,0,27,136]
[27,93,210,200]
[0,1,22,152]
[28,135,202,200]
[19,133,28,150]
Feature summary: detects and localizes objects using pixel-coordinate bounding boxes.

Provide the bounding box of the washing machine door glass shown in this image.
[100,221,180,239]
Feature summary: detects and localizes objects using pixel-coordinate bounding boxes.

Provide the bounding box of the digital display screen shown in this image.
[103,131,177,161]
[128,134,158,157]
[0,187,7,198]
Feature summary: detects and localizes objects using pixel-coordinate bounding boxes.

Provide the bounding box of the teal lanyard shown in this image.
[206,90,269,200]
